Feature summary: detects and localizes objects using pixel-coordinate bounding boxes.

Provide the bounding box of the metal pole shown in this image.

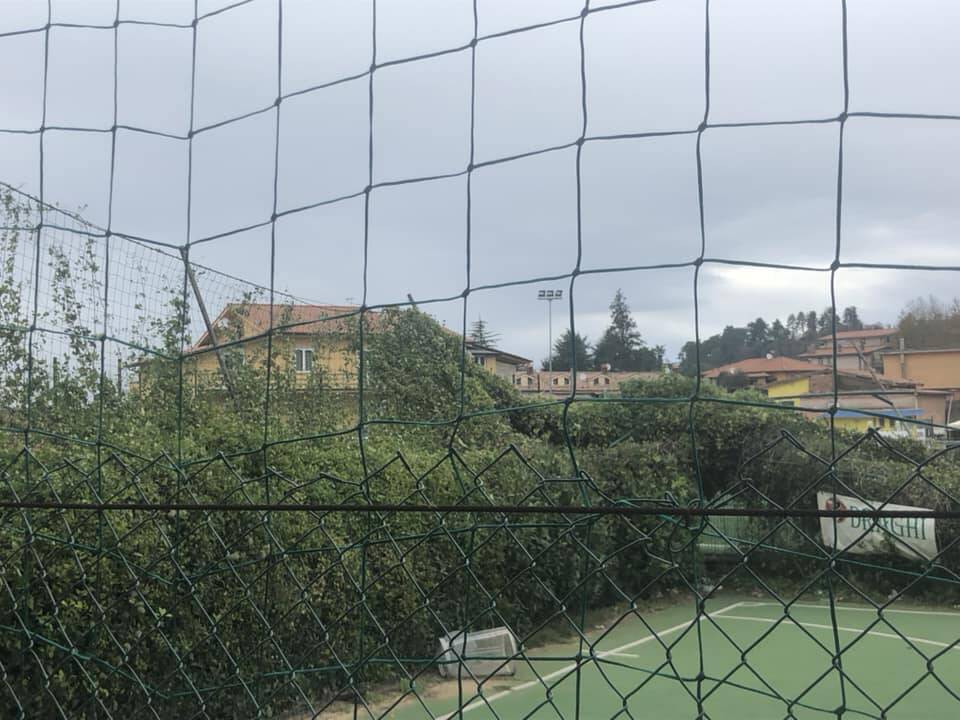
[179,247,237,400]
[548,298,553,382]
[538,290,561,394]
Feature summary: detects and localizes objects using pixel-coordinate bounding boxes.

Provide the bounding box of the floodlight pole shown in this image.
[548,301,553,377]
[538,289,563,388]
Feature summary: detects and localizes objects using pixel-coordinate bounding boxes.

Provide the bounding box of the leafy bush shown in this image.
[2,188,959,716]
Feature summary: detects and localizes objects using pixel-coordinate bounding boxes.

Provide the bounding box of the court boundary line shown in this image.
[434,601,744,719]
[741,601,960,618]
[720,614,958,651]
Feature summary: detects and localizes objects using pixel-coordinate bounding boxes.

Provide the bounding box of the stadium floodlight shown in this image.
[437,627,518,679]
[538,289,564,380]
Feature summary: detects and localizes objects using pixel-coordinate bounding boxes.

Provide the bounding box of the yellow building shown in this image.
[464,341,532,380]
[882,347,960,390]
[701,356,828,388]
[158,303,531,392]
[187,303,365,389]
[765,371,953,438]
[763,375,812,398]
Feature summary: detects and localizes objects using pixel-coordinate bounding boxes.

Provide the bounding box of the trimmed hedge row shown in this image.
[2,322,958,716]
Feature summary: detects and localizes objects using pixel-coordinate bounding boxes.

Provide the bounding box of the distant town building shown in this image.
[137,303,530,392]
[513,370,662,396]
[882,346,960,427]
[765,370,953,438]
[797,327,898,372]
[882,346,960,390]
[189,302,365,389]
[701,356,828,389]
[465,341,532,380]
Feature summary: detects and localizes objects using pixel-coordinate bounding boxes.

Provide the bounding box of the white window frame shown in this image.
[294,347,314,373]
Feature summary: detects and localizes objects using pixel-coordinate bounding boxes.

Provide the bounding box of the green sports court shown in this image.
[366,596,960,720]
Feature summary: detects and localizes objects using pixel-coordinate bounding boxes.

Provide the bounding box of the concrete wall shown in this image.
[494,359,518,379]
[514,371,662,395]
[188,335,358,388]
[916,392,950,427]
[835,355,864,371]
[883,350,960,389]
[766,376,811,398]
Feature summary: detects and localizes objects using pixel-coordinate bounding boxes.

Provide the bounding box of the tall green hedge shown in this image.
[1,298,958,716]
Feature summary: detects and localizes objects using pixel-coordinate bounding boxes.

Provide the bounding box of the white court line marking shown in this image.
[719,614,959,650]
[435,601,744,720]
[741,601,960,618]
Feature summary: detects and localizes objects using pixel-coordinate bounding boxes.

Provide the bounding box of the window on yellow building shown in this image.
[294,347,314,373]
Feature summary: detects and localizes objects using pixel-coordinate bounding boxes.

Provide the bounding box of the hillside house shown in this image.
[797,327,898,372]
[701,356,828,389]
[765,370,953,438]
[187,303,367,389]
[465,341,532,380]
[881,347,960,390]
[162,303,530,391]
[513,370,662,396]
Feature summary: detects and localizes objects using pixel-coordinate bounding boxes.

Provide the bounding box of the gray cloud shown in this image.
[1,0,958,365]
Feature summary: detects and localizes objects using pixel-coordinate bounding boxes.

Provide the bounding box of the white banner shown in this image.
[817,492,938,561]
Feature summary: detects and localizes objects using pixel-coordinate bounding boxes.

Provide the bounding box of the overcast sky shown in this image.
[2,0,959,364]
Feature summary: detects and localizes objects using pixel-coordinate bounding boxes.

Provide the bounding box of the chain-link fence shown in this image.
[2,1,960,718]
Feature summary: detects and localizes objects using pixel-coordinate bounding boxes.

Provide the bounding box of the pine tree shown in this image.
[543,330,592,372]
[469,316,500,348]
[841,306,863,331]
[746,317,770,355]
[794,310,809,339]
[805,310,818,340]
[594,289,659,370]
[818,306,839,336]
[770,319,789,356]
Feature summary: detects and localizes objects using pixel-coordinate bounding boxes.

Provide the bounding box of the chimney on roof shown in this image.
[600,363,611,373]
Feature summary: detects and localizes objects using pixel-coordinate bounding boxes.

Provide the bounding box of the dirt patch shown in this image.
[281,593,699,719]
[284,674,522,720]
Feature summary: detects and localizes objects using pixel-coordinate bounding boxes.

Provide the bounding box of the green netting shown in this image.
[1,1,960,719]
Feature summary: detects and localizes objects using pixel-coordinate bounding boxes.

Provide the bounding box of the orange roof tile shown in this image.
[798,344,890,358]
[702,356,827,379]
[194,303,375,348]
[816,327,896,341]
